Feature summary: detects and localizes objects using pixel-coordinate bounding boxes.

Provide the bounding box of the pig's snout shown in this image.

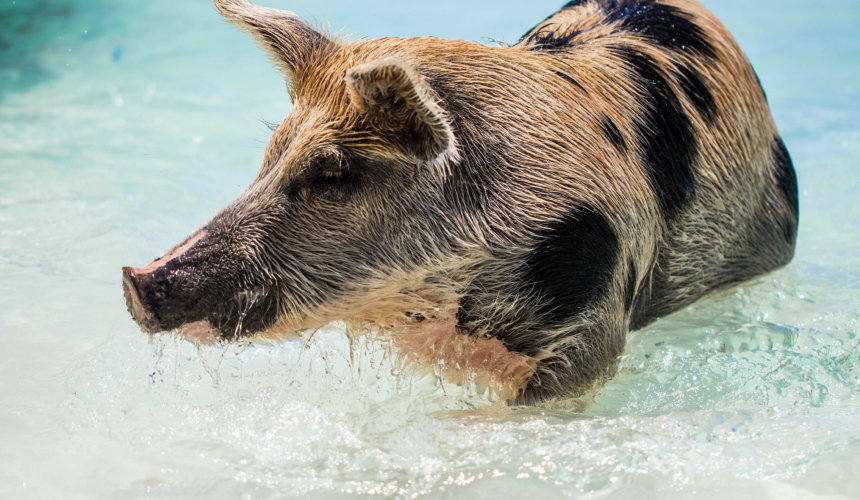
[121,229,281,341]
[122,266,160,333]
[122,264,220,343]
[122,231,208,333]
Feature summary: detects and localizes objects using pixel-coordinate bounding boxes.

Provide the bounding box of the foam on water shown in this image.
[1,0,858,498]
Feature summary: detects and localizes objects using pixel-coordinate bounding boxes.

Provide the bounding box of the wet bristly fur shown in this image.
[125,0,797,405]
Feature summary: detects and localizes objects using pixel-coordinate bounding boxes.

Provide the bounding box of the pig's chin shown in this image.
[136,315,274,346]
[142,312,279,345]
[176,320,220,345]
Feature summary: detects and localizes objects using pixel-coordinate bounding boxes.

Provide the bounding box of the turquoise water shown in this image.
[1,0,858,498]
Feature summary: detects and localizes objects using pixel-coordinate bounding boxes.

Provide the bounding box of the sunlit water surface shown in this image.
[1,0,858,498]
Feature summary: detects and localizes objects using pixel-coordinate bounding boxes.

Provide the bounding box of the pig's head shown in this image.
[123,0,472,343]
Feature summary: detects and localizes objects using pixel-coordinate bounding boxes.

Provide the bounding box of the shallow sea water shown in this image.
[1,0,858,498]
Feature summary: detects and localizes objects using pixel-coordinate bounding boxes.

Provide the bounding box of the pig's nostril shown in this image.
[122,266,154,330]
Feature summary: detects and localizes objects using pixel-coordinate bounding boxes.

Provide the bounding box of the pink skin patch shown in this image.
[178,320,219,345]
[384,306,538,401]
[247,279,538,401]
[137,230,206,275]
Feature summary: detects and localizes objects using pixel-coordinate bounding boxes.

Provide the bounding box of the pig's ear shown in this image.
[214,0,331,78]
[346,58,459,168]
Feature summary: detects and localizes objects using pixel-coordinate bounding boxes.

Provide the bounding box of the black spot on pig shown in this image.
[522,204,619,326]
[773,136,797,215]
[614,46,697,214]
[676,64,716,122]
[773,135,798,243]
[602,0,716,58]
[601,117,626,151]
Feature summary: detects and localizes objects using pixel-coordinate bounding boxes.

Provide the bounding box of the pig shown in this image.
[122,0,798,404]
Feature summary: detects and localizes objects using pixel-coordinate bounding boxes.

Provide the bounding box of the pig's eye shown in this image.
[311,168,359,192]
[297,156,361,203]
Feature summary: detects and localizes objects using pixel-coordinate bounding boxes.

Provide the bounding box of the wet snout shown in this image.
[121,231,206,333]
